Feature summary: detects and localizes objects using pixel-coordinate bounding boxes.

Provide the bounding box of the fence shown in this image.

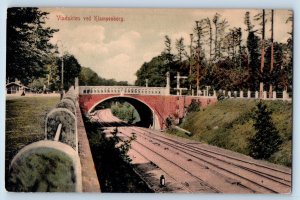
[8,86,82,192]
[192,89,291,101]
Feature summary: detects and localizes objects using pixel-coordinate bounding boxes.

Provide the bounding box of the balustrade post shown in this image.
[228,91,231,98]
[213,90,216,97]
[263,91,267,99]
[283,90,289,100]
[240,91,243,98]
[255,91,258,99]
[273,91,277,99]
[247,90,251,98]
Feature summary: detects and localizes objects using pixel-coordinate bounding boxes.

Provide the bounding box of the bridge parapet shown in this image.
[79,86,168,96]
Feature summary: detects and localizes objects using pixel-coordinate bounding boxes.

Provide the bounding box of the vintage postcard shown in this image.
[5,8,292,193]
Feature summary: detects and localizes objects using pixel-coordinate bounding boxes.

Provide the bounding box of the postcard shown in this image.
[5,8,292,193]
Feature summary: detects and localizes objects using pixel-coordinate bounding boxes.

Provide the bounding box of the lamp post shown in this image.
[56,40,65,90]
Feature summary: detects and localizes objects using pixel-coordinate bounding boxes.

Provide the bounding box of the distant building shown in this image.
[6,80,31,95]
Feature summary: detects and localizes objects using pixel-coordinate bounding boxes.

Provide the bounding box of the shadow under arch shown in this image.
[88,95,161,130]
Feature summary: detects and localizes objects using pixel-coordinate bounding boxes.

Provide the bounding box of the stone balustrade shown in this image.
[8,86,83,192]
[79,85,291,101]
[79,86,168,96]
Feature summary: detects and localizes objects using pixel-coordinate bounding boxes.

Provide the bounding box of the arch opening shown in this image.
[89,96,160,129]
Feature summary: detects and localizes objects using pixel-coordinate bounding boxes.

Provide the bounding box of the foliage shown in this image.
[28,77,47,92]
[187,99,200,113]
[79,67,129,86]
[7,8,58,85]
[111,102,138,124]
[83,117,152,192]
[248,101,283,160]
[57,53,82,90]
[134,11,293,93]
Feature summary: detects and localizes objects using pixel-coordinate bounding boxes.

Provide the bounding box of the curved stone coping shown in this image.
[64,96,76,105]
[9,140,82,192]
[45,108,78,152]
[56,98,76,114]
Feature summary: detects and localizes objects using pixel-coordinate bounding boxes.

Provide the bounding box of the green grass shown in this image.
[5,96,60,180]
[169,99,292,167]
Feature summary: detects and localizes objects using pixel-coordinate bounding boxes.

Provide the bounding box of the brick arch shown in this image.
[79,94,217,130]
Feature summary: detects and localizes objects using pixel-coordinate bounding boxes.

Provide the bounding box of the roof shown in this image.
[6,82,30,89]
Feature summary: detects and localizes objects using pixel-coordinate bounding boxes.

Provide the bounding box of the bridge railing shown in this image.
[79,86,168,96]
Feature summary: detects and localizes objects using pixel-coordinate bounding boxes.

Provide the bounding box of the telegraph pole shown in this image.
[189,33,193,91]
[57,40,65,90]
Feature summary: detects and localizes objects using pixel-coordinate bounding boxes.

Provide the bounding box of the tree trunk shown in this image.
[269,9,274,98]
[259,9,265,99]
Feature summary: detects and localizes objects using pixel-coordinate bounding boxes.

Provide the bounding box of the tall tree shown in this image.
[285,10,293,92]
[175,37,185,62]
[269,10,274,97]
[194,19,208,92]
[206,17,213,64]
[244,11,260,90]
[212,13,220,60]
[57,53,82,90]
[255,9,266,98]
[6,8,58,85]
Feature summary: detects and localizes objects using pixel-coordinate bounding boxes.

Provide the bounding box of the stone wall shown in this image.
[8,87,83,192]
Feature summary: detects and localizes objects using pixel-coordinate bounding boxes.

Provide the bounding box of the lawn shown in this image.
[5,96,60,180]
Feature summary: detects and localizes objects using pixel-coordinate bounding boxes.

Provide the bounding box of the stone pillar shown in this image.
[263,91,267,99]
[145,79,148,87]
[240,91,243,98]
[176,72,180,95]
[273,91,277,99]
[203,90,206,96]
[213,90,217,97]
[283,90,289,100]
[247,90,251,98]
[228,91,231,98]
[165,72,170,95]
[192,89,194,96]
[45,108,78,152]
[234,91,237,98]
[255,91,258,99]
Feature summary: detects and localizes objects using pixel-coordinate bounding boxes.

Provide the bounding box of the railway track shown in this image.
[92,109,292,193]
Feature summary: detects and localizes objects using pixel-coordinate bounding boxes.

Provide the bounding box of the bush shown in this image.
[187,99,200,113]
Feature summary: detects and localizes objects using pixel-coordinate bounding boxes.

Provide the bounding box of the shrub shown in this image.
[187,99,200,113]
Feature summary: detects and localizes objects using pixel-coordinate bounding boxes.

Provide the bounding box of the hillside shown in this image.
[169,99,292,167]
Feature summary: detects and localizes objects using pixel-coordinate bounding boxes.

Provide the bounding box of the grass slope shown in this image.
[5,96,60,179]
[170,99,292,167]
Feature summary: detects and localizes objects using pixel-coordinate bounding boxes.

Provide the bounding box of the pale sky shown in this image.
[43,8,292,84]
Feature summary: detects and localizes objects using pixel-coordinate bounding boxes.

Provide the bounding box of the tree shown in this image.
[175,37,185,62]
[244,11,260,90]
[194,19,208,91]
[248,101,282,159]
[269,10,275,97]
[254,9,267,98]
[79,67,129,86]
[57,53,81,90]
[6,8,58,85]
[205,17,213,64]
[285,10,293,92]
